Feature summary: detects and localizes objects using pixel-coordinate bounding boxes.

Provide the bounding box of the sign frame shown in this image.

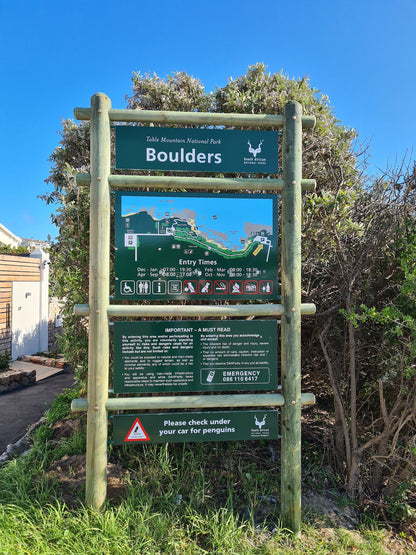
[72,95,315,534]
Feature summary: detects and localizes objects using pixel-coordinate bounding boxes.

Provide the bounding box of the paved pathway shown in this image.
[9,360,69,381]
[0,364,75,453]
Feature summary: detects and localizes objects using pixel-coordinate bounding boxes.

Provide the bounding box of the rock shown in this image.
[0,368,37,393]
[6,444,16,457]
[30,356,43,364]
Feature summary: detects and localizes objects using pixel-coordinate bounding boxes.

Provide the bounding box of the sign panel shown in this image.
[113,320,278,393]
[115,192,278,300]
[115,126,278,174]
[112,410,279,444]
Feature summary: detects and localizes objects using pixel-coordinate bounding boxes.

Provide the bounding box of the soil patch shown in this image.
[46,454,129,507]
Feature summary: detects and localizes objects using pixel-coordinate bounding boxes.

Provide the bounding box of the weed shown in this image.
[0,350,10,372]
[388,480,416,522]
[32,350,61,359]
[45,387,80,424]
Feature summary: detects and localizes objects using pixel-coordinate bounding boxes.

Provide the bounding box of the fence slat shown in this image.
[74,107,316,129]
[71,392,316,412]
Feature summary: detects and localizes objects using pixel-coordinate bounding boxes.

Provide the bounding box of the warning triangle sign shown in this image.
[125,417,150,442]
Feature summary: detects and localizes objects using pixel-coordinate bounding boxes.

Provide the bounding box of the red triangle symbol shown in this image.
[125,417,150,442]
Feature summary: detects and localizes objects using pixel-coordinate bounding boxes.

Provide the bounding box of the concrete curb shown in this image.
[0,417,46,468]
[17,355,69,370]
[0,368,36,393]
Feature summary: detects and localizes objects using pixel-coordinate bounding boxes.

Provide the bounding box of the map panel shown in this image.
[114,192,278,300]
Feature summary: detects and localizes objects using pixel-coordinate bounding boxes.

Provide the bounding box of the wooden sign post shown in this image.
[71,94,316,534]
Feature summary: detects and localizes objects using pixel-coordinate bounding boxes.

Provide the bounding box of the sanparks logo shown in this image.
[115,126,278,174]
[244,139,267,167]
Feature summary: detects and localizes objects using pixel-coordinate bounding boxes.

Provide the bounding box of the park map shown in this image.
[115,192,278,300]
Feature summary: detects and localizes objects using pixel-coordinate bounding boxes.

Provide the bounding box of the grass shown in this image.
[0,387,414,554]
[0,498,407,555]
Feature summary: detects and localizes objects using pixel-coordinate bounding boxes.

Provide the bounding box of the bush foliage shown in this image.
[0,242,30,256]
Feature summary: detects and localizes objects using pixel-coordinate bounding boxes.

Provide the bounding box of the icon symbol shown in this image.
[244,281,258,294]
[124,233,137,247]
[214,281,228,294]
[125,418,150,442]
[121,280,135,295]
[199,280,212,294]
[136,280,150,294]
[168,280,182,294]
[253,244,263,256]
[152,280,166,295]
[230,280,243,294]
[183,280,197,294]
[259,280,273,294]
[207,370,216,383]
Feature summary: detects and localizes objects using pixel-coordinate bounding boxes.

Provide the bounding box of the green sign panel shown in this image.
[115,127,278,174]
[112,410,279,444]
[113,320,278,393]
[114,192,278,300]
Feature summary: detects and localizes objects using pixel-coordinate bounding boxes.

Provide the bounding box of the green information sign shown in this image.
[113,320,278,393]
[115,127,278,174]
[114,192,278,300]
[112,410,279,444]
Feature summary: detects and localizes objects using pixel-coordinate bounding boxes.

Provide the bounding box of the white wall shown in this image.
[29,248,49,353]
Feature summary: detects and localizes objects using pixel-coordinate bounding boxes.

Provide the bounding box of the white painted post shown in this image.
[30,247,49,352]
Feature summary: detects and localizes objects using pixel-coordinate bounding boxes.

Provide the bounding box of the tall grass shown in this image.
[0,499,400,554]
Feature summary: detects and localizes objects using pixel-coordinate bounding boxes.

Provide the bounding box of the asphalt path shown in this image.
[0,373,75,453]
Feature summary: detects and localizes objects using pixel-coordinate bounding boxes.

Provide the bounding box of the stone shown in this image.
[30,356,43,364]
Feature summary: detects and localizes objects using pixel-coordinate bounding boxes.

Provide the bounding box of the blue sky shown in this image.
[1,0,415,242]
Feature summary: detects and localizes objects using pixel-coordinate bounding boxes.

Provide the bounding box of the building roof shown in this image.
[0,223,50,249]
[0,223,22,246]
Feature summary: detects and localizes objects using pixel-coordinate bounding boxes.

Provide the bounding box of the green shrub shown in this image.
[0,350,10,372]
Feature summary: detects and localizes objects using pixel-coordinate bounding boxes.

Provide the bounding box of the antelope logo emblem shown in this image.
[247,140,263,158]
[254,414,267,430]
